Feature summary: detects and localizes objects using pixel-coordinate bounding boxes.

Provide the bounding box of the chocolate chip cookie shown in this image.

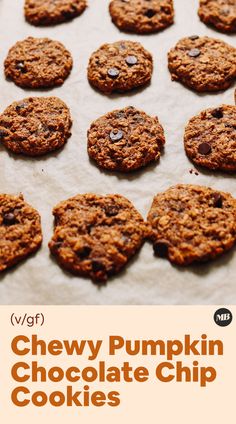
[4,37,73,89]
[0,194,42,272]
[87,40,153,94]
[184,105,236,172]
[87,106,165,172]
[109,0,174,34]
[0,97,72,157]
[49,194,148,282]
[168,36,236,92]
[25,0,87,26]
[199,0,236,33]
[147,184,236,266]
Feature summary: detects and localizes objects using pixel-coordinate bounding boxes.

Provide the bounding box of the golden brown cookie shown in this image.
[109,0,174,34]
[168,35,236,92]
[0,97,72,157]
[0,194,42,272]
[184,105,236,172]
[147,184,236,265]
[198,0,236,33]
[87,106,165,172]
[4,37,73,89]
[49,194,148,282]
[25,0,87,26]
[87,40,153,94]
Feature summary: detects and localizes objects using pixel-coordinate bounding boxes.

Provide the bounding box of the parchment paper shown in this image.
[0,0,235,305]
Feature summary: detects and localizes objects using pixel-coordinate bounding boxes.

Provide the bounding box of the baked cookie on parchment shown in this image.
[147,184,236,265]
[87,40,153,94]
[184,105,236,172]
[87,106,165,172]
[168,35,236,92]
[49,194,148,282]
[0,97,72,157]
[109,0,174,34]
[4,37,73,89]
[0,194,42,272]
[198,0,236,33]
[25,0,87,26]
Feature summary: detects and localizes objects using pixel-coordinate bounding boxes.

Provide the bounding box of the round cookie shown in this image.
[109,0,174,34]
[0,194,42,272]
[4,37,73,89]
[168,36,236,92]
[87,106,165,172]
[49,194,148,282]
[184,105,236,172]
[25,0,87,26]
[198,0,236,33]
[0,97,72,157]
[147,184,236,266]
[87,40,153,94]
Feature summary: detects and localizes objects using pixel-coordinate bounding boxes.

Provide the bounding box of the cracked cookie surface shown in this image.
[87,40,153,94]
[88,106,165,172]
[49,194,148,282]
[147,184,236,265]
[109,0,174,34]
[199,0,236,33]
[168,36,236,92]
[4,37,73,89]
[0,97,72,156]
[25,0,87,26]
[0,194,42,272]
[184,105,236,172]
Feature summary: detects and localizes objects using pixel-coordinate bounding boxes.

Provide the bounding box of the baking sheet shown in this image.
[0,0,235,305]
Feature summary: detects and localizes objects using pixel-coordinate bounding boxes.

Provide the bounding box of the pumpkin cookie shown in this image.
[147,184,236,265]
[25,0,87,26]
[4,37,73,89]
[87,40,153,94]
[0,194,42,271]
[49,194,148,282]
[87,106,165,172]
[198,0,236,33]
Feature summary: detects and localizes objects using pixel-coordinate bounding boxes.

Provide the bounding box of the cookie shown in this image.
[87,40,153,94]
[0,97,72,157]
[184,105,236,172]
[168,36,236,92]
[87,106,165,172]
[147,184,236,266]
[49,194,148,282]
[0,194,42,272]
[25,0,87,26]
[198,0,236,33]
[4,37,73,89]
[109,0,174,34]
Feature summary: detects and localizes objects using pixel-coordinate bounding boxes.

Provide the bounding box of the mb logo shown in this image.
[214,308,233,327]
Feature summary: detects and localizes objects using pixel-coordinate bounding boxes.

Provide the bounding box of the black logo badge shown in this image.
[214,308,233,327]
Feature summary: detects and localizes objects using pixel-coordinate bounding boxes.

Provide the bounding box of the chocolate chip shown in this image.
[105,205,119,217]
[188,48,201,58]
[16,103,27,112]
[76,246,92,259]
[212,193,223,208]
[0,129,7,139]
[110,130,124,142]
[16,62,27,73]
[125,55,138,66]
[211,108,223,119]
[189,35,199,40]
[198,142,212,155]
[3,213,16,226]
[107,68,119,78]
[92,260,106,272]
[153,240,169,258]
[53,241,63,250]
[145,9,156,18]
